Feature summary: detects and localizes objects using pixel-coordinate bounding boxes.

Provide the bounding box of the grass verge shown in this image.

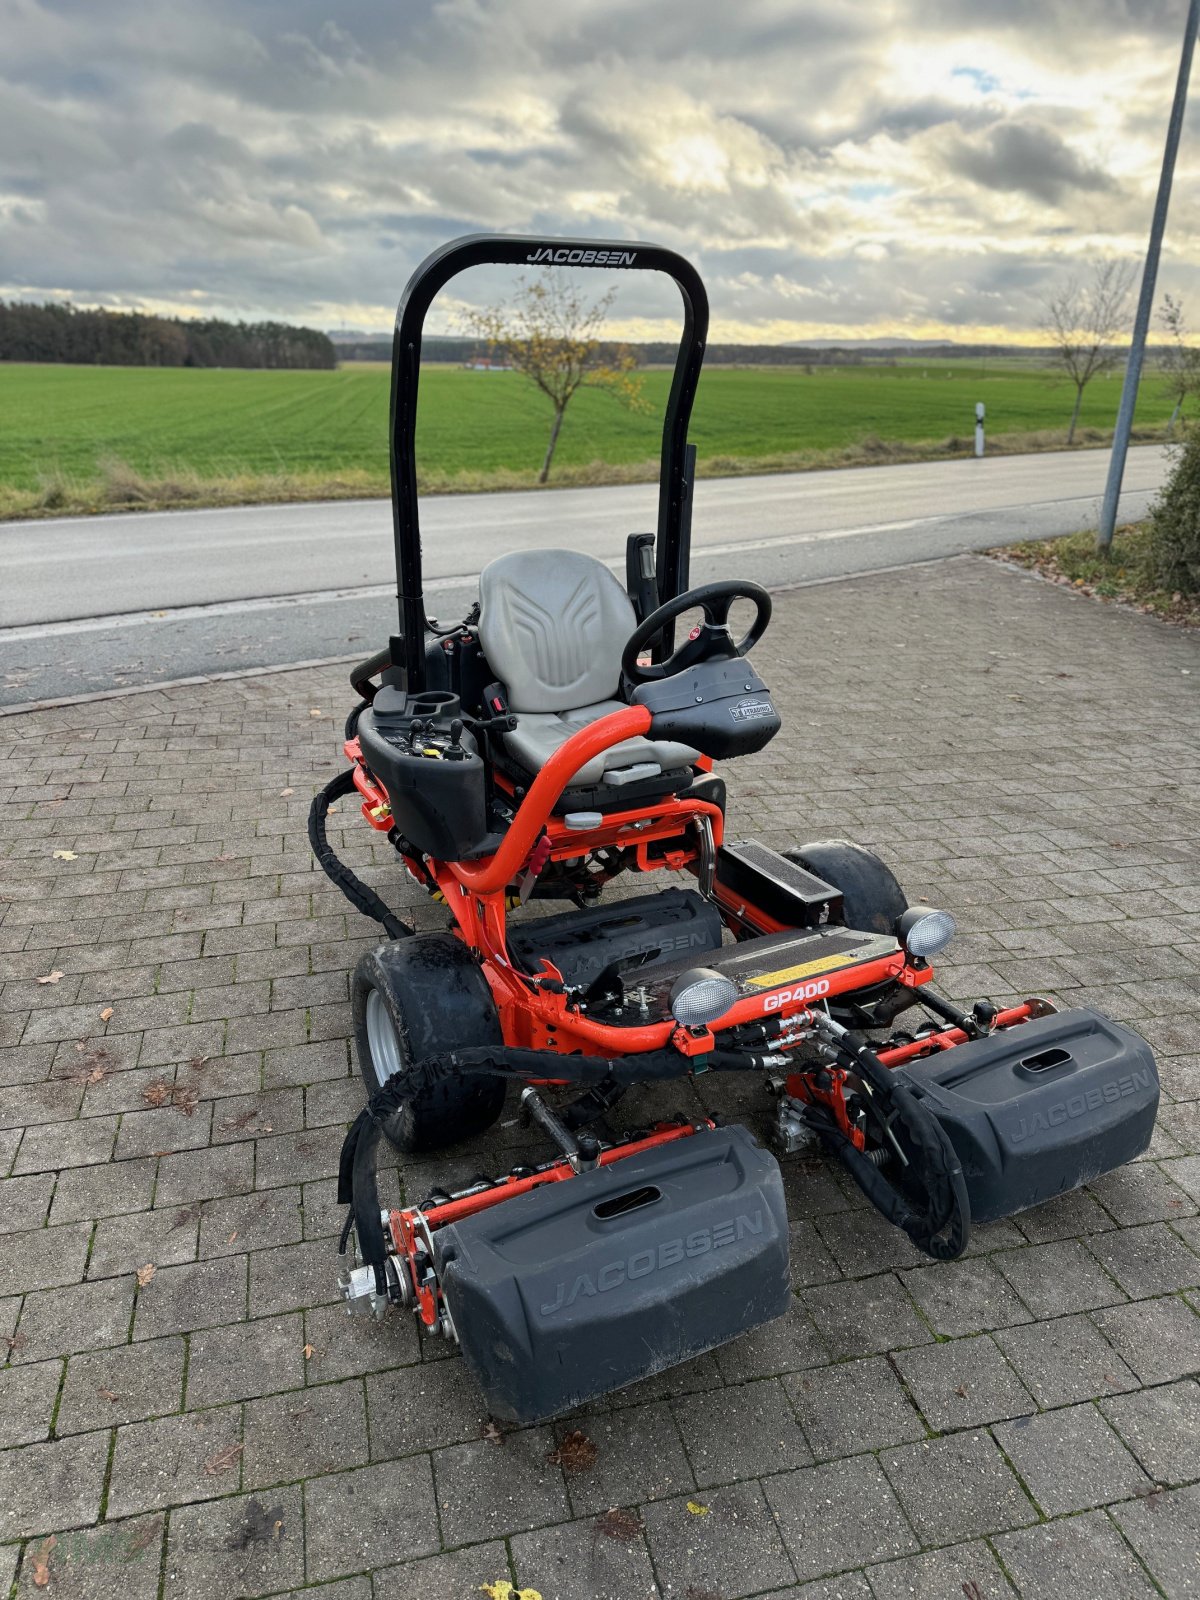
[990,522,1200,628]
[0,423,1173,523]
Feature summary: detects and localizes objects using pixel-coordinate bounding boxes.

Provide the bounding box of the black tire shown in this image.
[786,838,908,935]
[352,933,506,1153]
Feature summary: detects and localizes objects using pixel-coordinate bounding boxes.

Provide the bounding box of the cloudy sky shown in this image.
[4,0,1199,342]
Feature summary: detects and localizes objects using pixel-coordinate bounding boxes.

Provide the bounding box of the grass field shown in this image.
[0,357,1178,518]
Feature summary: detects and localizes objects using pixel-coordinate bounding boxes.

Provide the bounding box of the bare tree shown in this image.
[463,275,646,483]
[1041,260,1137,444]
[1157,292,1200,435]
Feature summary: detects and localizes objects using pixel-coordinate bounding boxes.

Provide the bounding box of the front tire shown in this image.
[352,933,506,1153]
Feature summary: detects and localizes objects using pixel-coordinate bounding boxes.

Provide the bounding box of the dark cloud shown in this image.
[940,120,1118,204]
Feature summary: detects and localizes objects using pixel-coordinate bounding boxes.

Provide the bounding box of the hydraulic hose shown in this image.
[308,769,412,942]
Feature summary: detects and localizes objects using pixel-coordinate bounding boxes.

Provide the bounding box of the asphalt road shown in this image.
[0,445,1169,707]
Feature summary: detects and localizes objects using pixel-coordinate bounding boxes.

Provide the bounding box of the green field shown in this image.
[0,357,1177,516]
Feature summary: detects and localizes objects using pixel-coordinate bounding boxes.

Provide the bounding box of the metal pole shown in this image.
[975,401,985,458]
[1097,0,1200,551]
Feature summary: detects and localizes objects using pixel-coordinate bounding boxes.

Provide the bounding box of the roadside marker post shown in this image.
[975,402,985,458]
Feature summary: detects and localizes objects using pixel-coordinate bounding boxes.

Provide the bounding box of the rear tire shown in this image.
[786,839,908,935]
[352,933,506,1153]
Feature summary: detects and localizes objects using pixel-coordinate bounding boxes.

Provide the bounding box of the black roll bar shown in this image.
[388,233,709,690]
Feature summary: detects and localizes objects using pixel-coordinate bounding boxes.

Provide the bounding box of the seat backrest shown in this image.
[477,549,637,712]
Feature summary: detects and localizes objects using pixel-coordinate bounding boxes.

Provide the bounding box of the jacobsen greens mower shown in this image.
[315,234,1158,1423]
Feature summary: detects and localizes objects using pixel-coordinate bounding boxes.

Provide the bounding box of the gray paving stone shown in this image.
[107,1405,244,1516]
[996,1313,1140,1408]
[114,1102,213,1158]
[1112,1482,1200,1597]
[14,1513,166,1600]
[994,1510,1160,1600]
[0,1540,16,1600]
[162,1486,304,1600]
[56,1336,185,1434]
[511,1518,659,1600]
[1088,1220,1200,1298]
[0,1357,62,1446]
[610,1349,725,1409]
[1102,1379,1200,1485]
[642,1481,795,1599]
[675,1377,813,1487]
[1089,1162,1196,1226]
[784,1356,925,1461]
[0,1430,110,1539]
[879,1429,1038,1544]
[374,1542,512,1600]
[900,1259,1031,1337]
[185,1313,306,1408]
[814,1209,923,1277]
[713,1296,830,1382]
[243,1378,368,1487]
[366,1354,495,1459]
[88,1205,199,1278]
[560,1402,696,1517]
[13,1114,118,1174]
[47,1152,156,1222]
[0,1172,53,1233]
[801,1274,931,1359]
[765,1455,917,1582]
[434,1427,570,1544]
[154,1142,253,1208]
[992,1238,1126,1318]
[1016,1186,1119,1244]
[304,1456,440,1581]
[11,1275,135,1361]
[132,1254,247,1340]
[994,1402,1151,1515]
[303,1298,420,1382]
[247,1237,341,1315]
[196,1187,303,1257]
[893,1333,1035,1432]
[865,1540,1016,1600]
[0,1220,91,1295]
[1093,1294,1200,1384]
[777,1579,873,1600]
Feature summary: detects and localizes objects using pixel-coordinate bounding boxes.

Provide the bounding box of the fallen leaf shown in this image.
[136,1263,156,1287]
[98,1385,120,1403]
[225,1496,285,1548]
[172,1085,199,1117]
[954,1384,969,1399]
[125,1522,159,1554]
[303,1343,316,1361]
[279,787,294,797]
[171,1203,203,1230]
[142,1080,171,1108]
[71,1047,114,1086]
[36,969,65,985]
[309,708,322,718]
[962,1582,985,1600]
[52,849,77,861]
[100,1006,114,1022]
[686,1501,710,1516]
[203,1441,244,1475]
[594,1507,643,1541]
[1136,1483,1166,1511]
[479,1584,542,1600]
[481,1419,505,1446]
[686,1588,724,1600]
[30,1534,56,1588]
[227,1230,238,1245]
[546,1429,597,1474]
[4,1332,27,1356]
[188,1055,210,1073]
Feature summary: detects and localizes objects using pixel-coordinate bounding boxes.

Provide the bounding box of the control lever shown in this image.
[445,718,467,760]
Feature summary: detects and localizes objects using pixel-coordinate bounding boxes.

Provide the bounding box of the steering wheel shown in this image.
[621,580,772,685]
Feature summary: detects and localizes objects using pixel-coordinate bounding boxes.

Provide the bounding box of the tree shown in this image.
[1157,293,1200,434]
[1041,260,1137,443]
[463,275,646,483]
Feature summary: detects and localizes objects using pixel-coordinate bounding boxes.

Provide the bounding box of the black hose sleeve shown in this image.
[350,645,391,703]
[308,770,412,941]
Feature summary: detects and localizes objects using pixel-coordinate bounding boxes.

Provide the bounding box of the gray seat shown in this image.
[476,549,699,786]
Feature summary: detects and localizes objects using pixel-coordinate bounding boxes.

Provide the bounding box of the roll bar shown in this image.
[389,233,710,689]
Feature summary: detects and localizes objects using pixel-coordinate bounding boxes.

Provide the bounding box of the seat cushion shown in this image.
[503,700,699,785]
[477,549,636,713]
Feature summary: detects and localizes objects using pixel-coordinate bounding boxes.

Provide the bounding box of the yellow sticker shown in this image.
[746,950,861,989]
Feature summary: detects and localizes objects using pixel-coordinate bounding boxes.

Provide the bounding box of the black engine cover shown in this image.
[900,1007,1159,1222]
[434,1126,790,1422]
[507,888,723,992]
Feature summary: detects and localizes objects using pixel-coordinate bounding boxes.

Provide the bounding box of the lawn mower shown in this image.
[315,234,1159,1423]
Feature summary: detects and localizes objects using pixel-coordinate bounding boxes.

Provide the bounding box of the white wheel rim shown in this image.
[365,987,404,1088]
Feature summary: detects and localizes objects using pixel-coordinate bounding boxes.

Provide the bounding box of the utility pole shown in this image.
[1097,0,1200,552]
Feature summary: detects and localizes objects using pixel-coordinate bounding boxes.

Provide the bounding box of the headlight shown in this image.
[896,906,957,959]
[668,967,738,1027]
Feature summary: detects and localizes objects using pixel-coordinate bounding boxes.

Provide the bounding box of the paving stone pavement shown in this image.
[1,553,1199,1599]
